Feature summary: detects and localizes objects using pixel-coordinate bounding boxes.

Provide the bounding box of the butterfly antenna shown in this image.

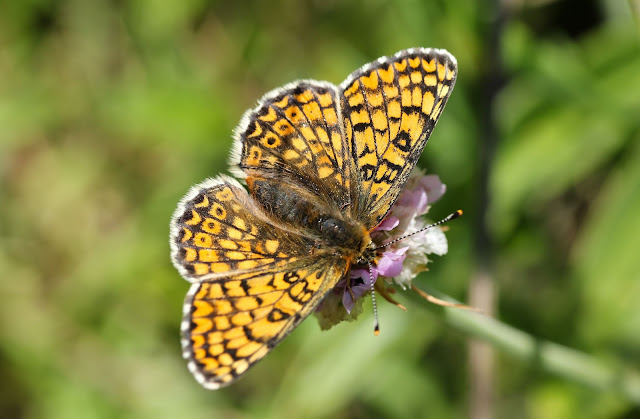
[368,262,380,336]
[375,210,463,250]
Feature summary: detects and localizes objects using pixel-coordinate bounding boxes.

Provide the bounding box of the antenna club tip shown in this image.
[374,329,380,336]
[454,209,463,217]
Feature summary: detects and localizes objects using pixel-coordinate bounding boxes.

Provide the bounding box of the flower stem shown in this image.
[418,287,640,404]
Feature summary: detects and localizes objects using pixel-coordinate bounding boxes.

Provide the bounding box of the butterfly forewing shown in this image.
[181,258,347,389]
[340,48,457,230]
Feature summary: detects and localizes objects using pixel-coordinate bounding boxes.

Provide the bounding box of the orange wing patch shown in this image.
[340,48,457,230]
[232,82,352,211]
[181,260,346,389]
[170,178,312,282]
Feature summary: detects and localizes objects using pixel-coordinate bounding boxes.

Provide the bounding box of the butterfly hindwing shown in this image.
[231,81,352,213]
[340,48,457,229]
[170,176,312,281]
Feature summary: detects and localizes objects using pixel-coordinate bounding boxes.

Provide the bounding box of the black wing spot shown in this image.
[283,272,300,284]
[267,308,291,322]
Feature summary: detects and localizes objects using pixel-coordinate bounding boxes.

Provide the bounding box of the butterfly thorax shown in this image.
[316,215,372,262]
[248,176,371,261]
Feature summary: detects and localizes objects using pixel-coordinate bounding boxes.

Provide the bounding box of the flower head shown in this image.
[314,169,450,329]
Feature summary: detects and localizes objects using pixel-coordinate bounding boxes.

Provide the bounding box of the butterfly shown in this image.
[170,48,457,389]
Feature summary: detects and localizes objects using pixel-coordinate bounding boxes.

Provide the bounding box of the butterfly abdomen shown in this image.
[247,177,322,226]
[248,176,368,257]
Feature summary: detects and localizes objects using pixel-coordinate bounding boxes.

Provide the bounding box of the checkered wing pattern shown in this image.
[170,177,308,281]
[340,48,457,230]
[181,259,346,389]
[170,177,346,388]
[232,81,352,212]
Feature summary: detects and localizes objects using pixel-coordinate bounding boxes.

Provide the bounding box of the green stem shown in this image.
[420,288,640,405]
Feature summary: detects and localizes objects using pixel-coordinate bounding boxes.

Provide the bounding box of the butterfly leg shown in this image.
[345,275,357,304]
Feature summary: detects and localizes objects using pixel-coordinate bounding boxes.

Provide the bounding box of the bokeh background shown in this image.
[1,0,639,418]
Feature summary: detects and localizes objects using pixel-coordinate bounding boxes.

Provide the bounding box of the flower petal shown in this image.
[375,216,400,231]
[376,248,408,277]
[344,269,377,313]
[397,188,428,214]
[420,175,446,204]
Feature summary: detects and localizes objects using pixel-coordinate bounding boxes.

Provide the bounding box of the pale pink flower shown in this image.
[315,169,451,329]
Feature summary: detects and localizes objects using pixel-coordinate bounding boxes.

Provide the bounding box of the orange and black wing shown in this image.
[170,176,312,281]
[170,177,346,388]
[230,80,352,214]
[340,48,457,230]
[181,259,346,389]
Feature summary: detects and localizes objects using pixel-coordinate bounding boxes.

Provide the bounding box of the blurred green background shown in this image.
[1,0,639,418]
